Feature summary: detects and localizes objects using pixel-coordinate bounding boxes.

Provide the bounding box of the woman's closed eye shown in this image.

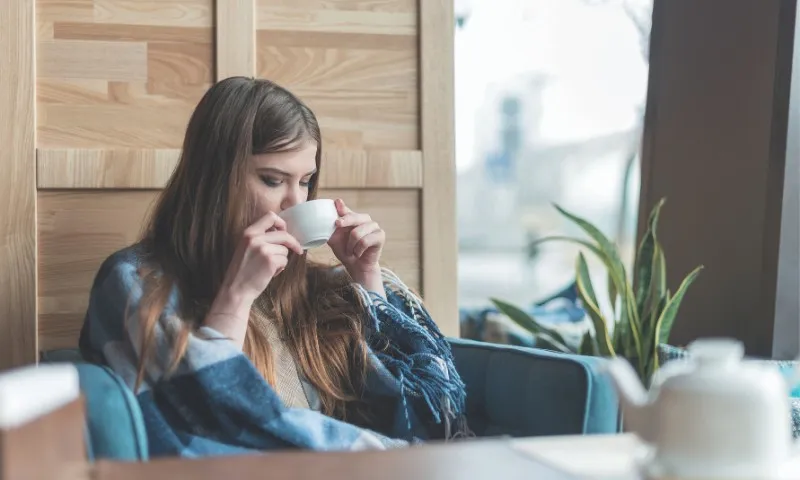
[260,176,311,188]
[260,176,283,187]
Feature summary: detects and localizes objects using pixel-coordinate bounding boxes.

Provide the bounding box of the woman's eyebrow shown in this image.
[257,167,317,177]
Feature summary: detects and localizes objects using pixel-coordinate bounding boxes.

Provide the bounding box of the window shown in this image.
[455,0,653,339]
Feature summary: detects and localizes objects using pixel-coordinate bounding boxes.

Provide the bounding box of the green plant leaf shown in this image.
[490,298,571,351]
[644,294,668,376]
[647,291,670,381]
[551,204,642,362]
[579,331,598,356]
[528,235,604,258]
[639,243,667,338]
[575,253,615,357]
[654,266,704,350]
[607,269,618,319]
[530,234,624,331]
[634,198,665,317]
[535,334,574,354]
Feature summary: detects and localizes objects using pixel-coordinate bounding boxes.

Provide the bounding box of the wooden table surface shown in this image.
[83,433,800,480]
[91,438,582,480]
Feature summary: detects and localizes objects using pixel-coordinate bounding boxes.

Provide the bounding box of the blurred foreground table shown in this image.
[91,438,582,480]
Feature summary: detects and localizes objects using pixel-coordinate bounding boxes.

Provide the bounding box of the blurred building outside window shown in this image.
[455,0,654,341]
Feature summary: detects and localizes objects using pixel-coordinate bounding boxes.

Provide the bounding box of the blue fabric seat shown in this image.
[41,339,620,461]
[449,338,619,437]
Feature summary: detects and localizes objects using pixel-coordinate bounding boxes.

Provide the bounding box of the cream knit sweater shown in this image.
[251,301,318,410]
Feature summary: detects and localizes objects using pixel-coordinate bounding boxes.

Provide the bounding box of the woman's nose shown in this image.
[281,186,305,210]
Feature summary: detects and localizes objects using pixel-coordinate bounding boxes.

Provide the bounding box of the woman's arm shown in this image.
[202,286,254,349]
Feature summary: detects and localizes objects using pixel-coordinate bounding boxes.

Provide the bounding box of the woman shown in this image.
[79,77,468,458]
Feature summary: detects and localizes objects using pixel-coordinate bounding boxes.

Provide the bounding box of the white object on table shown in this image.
[0,363,79,429]
[511,433,800,480]
[605,338,799,479]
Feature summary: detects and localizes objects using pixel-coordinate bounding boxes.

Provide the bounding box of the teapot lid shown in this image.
[687,338,744,366]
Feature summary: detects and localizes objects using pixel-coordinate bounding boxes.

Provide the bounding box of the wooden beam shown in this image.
[0,0,37,369]
[638,0,796,356]
[36,148,424,189]
[420,0,458,337]
[216,0,256,80]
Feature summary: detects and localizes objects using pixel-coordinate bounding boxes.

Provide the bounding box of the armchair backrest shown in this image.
[448,338,620,437]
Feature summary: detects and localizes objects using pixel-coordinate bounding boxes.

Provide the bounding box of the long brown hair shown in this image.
[135,77,370,420]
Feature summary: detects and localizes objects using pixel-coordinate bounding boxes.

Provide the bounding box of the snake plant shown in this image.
[491,198,703,384]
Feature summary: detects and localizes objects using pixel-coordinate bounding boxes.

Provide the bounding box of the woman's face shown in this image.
[246,142,317,221]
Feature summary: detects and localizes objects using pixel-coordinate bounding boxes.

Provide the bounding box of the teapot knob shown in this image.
[687,338,744,366]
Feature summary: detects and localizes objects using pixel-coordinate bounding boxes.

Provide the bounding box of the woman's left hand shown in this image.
[327,198,386,294]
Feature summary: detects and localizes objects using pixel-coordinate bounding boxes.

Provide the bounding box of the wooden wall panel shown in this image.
[36,0,214,149]
[38,191,155,351]
[37,190,419,350]
[255,0,419,152]
[0,0,37,368]
[18,0,458,362]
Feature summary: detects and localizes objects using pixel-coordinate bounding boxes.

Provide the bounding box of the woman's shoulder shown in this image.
[91,243,151,295]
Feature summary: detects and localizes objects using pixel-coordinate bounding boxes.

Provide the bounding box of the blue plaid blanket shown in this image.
[78,246,467,458]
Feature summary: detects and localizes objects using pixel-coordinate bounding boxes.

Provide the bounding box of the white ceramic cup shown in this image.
[278,199,338,250]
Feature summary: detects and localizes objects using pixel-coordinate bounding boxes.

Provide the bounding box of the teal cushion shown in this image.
[41,349,148,461]
[658,344,800,397]
[448,338,620,436]
[658,344,800,439]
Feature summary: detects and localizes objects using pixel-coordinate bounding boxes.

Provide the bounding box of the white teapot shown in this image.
[605,337,797,479]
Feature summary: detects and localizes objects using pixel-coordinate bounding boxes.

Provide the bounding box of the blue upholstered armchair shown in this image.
[41,338,620,461]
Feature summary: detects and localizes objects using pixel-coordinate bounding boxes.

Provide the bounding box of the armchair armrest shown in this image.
[40,349,149,462]
[448,338,620,437]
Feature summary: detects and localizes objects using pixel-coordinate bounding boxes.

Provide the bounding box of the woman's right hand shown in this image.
[205,212,303,348]
[222,212,304,302]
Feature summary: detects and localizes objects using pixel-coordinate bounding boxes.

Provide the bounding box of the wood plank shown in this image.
[36,148,423,189]
[38,104,197,149]
[38,125,183,150]
[148,41,214,86]
[216,0,256,80]
[283,88,418,125]
[254,0,415,12]
[53,22,212,44]
[37,21,54,41]
[420,0,458,337]
[38,40,148,81]
[256,30,415,51]
[0,0,37,368]
[37,190,419,351]
[256,3,415,35]
[319,149,422,188]
[37,79,110,106]
[256,45,416,92]
[36,0,93,22]
[93,0,213,28]
[37,149,181,189]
